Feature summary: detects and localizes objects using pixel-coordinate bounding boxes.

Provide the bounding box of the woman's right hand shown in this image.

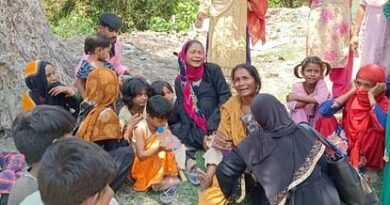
[195,12,206,28]
[350,35,359,56]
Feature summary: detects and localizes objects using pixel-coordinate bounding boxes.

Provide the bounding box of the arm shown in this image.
[207,65,232,131]
[76,79,87,99]
[351,3,366,54]
[286,83,308,110]
[319,98,343,116]
[111,38,129,76]
[371,105,387,130]
[134,128,161,160]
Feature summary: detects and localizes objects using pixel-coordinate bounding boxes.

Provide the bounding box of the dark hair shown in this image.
[84,32,112,54]
[150,80,174,97]
[121,77,151,108]
[98,12,122,32]
[146,95,172,119]
[38,138,116,205]
[11,105,75,164]
[294,56,330,79]
[231,63,262,93]
[183,39,204,54]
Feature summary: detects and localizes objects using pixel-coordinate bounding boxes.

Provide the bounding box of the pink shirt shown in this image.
[287,79,330,126]
[74,36,128,76]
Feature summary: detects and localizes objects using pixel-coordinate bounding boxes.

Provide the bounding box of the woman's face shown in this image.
[132,89,148,108]
[45,64,57,85]
[185,43,205,68]
[233,68,258,98]
[162,86,174,104]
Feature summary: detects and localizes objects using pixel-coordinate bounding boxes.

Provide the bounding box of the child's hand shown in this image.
[128,113,143,129]
[369,83,386,98]
[286,94,296,102]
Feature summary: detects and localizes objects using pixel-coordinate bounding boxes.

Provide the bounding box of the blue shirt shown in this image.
[76,60,114,80]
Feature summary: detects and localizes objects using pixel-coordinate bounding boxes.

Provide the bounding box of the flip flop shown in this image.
[160,185,179,204]
[185,170,200,185]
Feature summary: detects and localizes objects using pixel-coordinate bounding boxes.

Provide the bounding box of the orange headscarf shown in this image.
[248,0,268,45]
[76,68,122,142]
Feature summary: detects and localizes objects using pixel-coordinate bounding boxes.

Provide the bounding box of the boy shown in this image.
[7,105,75,205]
[20,138,118,205]
[0,152,25,205]
[75,32,115,99]
[74,12,139,78]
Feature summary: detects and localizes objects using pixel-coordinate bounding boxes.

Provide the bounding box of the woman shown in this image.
[198,63,261,204]
[307,0,353,97]
[22,60,81,117]
[75,67,133,192]
[195,0,268,78]
[216,94,340,205]
[351,0,390,72]
[170,40,231,152]
[319,64,388,183]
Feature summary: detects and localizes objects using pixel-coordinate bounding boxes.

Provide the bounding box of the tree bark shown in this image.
[0,0,77,131]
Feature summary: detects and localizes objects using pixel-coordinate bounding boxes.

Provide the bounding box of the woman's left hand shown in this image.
[49,86,75,97]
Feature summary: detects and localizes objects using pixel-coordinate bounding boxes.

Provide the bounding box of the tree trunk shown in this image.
[0,0,77,132]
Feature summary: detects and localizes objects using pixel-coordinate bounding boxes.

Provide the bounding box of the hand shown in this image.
[369,83,386,98]
[159,130,175,151]
[195,12,206,28]
[212,131,233,150]
[48,86,75,97]
[350,35,359,57]
[124,113,143,142]
[286,94,296,102]
[247,2,253,11]
[95,185,114,205]
[203,134,214,150]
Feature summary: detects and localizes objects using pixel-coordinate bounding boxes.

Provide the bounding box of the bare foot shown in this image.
[152,176,180,192]
[196,169,211,191]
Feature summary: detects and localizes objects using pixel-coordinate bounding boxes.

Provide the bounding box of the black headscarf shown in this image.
[236,94,324,205]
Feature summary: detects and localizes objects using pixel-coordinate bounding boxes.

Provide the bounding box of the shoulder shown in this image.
[19,191,43,205]
[221,96,240,111]
[97,107,117,122]
[205,62,222,71]
[103,60,114,69]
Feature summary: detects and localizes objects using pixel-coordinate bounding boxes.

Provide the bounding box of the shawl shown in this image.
[248,0,268,45]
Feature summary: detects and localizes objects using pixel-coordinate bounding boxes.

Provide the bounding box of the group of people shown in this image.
[0,0,389,204]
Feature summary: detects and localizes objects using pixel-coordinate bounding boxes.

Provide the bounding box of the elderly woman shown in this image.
[75,68,133,192]
[216,94,340,205]
[198,63,261,204]
[318,64,388,183]
[170,40,231,153]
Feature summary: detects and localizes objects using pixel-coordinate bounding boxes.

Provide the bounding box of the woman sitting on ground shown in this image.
[216,94,340,205]
[170,40,231,156]
[22,60,81,118]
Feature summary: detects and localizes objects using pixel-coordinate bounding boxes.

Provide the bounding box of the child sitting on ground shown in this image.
[20,138,119,205]
[120,77,151,142]
[131,95,184,204]
[74,12,139,77]
[8,105,75,205]
[150,80,175,105]
[22,60,81,117]
[286,56,331,127]
[0,152,25,205]
[75,32,116,99]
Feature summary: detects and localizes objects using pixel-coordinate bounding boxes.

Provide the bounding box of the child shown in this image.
[74,12,139,77]
[0,152,25,205]
[20,138,119,205]
[22,60,81,117]
[75,32,115,99]
[8,105,75,205]
[151,80,175,105]
[286,56,330,127]
[131,96,182,204]
[120,77,151,142]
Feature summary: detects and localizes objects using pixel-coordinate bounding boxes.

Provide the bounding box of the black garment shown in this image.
[95,139,134,192]
[47,82,81,118]
[170,63,231,150]
[216,94,340,205]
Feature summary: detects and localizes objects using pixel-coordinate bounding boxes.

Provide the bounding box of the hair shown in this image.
[121,77,151,108]
[11,105,75,164]
[293,56,331,79]
[146,95,172,119]
[231,63,262,93]
[38,138,116,205]
[183,39,204,54]
[150,80,174,97]
[98,12,122,32]
[84,32,112,54]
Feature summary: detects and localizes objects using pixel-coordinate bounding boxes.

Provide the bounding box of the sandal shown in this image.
[160,185,179,204]
[185,170,200,185]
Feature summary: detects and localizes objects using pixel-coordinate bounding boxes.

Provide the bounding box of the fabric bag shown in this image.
[301,123,378,205]
[326,124,348,156]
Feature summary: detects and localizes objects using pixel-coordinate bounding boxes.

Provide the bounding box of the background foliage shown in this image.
[41,0,303,37]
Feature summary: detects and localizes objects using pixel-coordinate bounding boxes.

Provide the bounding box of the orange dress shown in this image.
[131,121,178,192]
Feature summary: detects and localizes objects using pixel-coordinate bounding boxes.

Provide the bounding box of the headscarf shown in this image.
[247,0,268,45]
[177,41,207,133]
[344,64,388,167]
[22,60,67,111]
[237,94,324,205]
[76,68,122,142]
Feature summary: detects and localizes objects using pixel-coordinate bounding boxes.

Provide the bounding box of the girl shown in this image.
[151,80,175,105]
[287,56,331,127]
[22,60,81,118]
[119,77,151,142]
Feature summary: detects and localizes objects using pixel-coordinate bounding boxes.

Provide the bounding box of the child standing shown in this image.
[131,95,182,204]
[287,56,331,127]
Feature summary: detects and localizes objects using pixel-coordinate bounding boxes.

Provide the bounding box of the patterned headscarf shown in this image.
[76,68,122,142]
